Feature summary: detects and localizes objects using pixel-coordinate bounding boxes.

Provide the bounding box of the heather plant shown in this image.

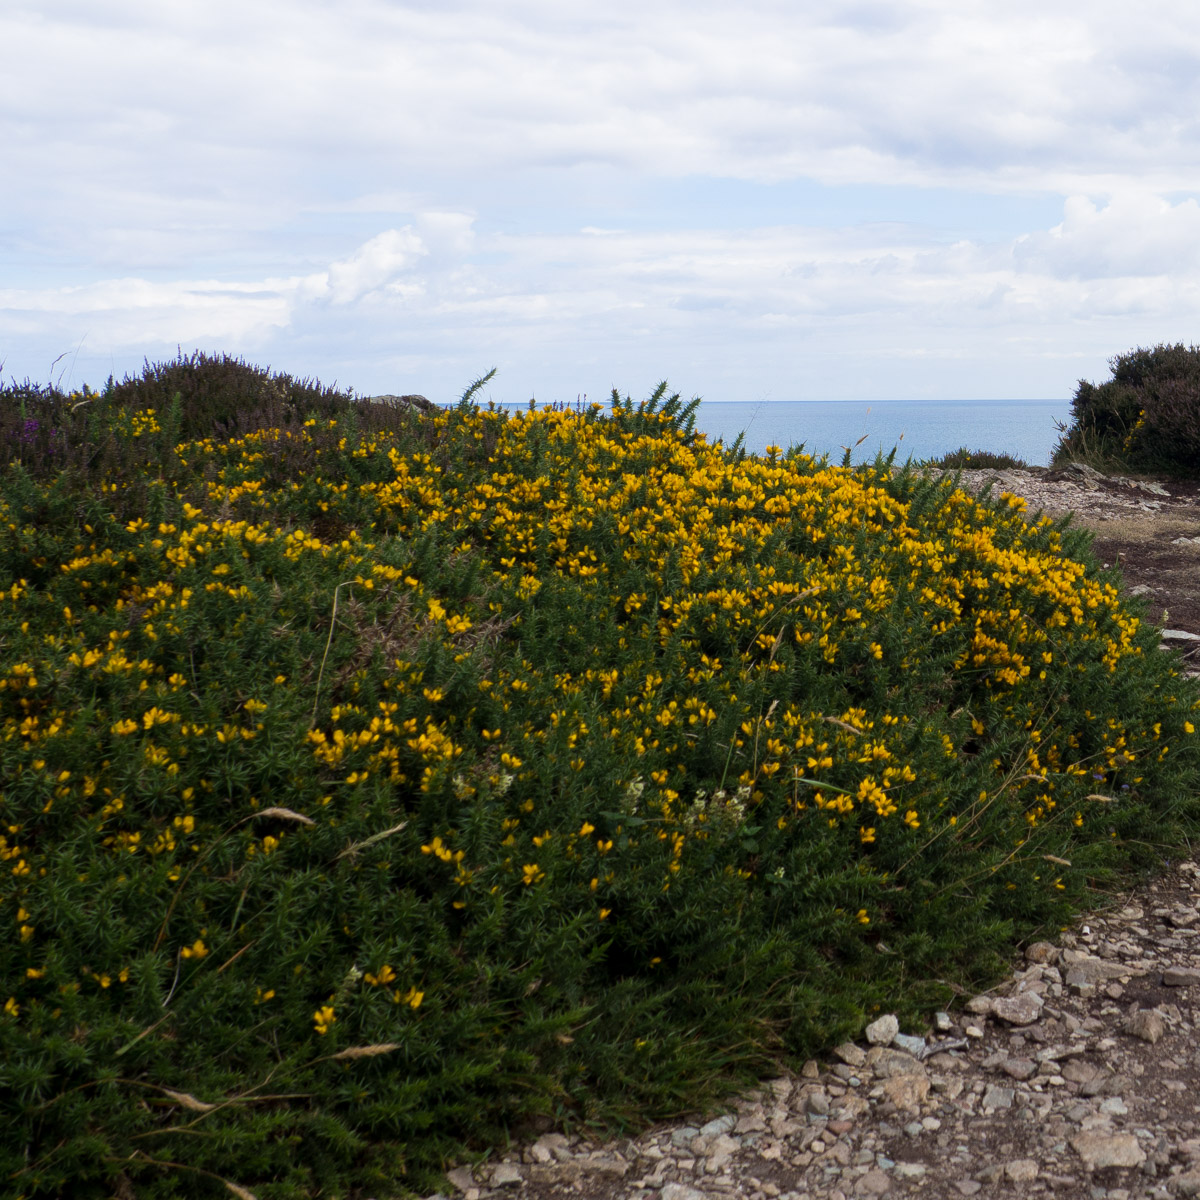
[1,370,1199,1199]
[1054,342,1200,476]
[925,447,1029,470]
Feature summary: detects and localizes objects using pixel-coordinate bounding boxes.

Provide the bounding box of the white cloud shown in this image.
[6,0,1200,198]
[1014,193,1200,279]
[5,1,1200,400]
[319,229,427,304]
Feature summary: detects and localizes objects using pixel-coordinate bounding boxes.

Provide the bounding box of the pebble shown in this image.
[436,857,1200,1200]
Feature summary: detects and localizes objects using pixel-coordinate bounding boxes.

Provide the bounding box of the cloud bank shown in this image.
[3,0,1200,400]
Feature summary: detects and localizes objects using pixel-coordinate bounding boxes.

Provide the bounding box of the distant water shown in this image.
[688,400,1072,466]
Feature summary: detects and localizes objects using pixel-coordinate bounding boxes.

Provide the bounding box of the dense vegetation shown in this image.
[924,448,1029,471]
[1054,342,1200,475]
[3,354,1199,1199]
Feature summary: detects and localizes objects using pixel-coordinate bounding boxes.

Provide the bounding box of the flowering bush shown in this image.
[2,370,1198,1198]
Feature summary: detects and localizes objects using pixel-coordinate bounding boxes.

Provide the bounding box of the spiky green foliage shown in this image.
[1,363,1198,1199]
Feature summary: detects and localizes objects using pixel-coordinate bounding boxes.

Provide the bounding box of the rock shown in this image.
[1069,1131,1146,1171]
[445,1167,477,1193]
[991,992,1044,1025]
[1025,941,1060,964]
[1162,628,1200,641]
[871,1049,925,1078]
[530,1133,570,1162]
[661,1186,709,1200]
[698,1114,736,1137]
[489,1163,523,1187]
[1123,1009,1166,1043]
[367,392,437,413]
[1164,966,1200,986]
[964,996,993,1015]
[1001,1057,1037,1081]
[1060,1059,1104,1085]
[1062,956,1132,985]
[954,1182,982,1196]
[981,1084,1015,1110]
[835,1042,867,1067]
[854,1169,892,1195]
[1130,583,1156,595]
[881,1074,930,1111]
[1055,461,1106,483]
[1175,1168,1200,1197]
[893,1162,926,1179]
[1005,1159,1039,1182]
[865,1014,899,1045]
[934,1011,953,1031]
[704,1134,740,1169]
[892,1032,926,1057]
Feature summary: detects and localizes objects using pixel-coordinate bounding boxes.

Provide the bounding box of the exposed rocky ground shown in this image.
[425,466,1200,1200]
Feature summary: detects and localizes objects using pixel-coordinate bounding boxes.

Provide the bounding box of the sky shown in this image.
[4,0,1200,407]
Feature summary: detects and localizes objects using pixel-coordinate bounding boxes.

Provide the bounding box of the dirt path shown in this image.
[429,469,1200,1200]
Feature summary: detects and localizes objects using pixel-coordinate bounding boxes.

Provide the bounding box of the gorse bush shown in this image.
[1055,342,1200,475]
[2,364,1199,1199]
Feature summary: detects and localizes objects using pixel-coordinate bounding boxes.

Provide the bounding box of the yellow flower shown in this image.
[365,964,397,986]
[181,938,208,959]
[856,909,870,925]
[521,863,545,885]
[4,997,18,1018]
[313,1004,337,1034]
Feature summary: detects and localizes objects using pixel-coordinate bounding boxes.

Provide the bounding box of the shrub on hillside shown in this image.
[0,352,373,489]
[1,374,1198,1198]
[927,447,1029,470]
[1054,343,1200,475]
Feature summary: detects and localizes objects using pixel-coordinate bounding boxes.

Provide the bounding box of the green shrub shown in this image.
[1054,343,1200,476]
[926,447,1029,470]
[1,371,1198,1198]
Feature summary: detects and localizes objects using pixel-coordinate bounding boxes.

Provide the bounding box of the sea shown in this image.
[678,399,1072,466]
[490,399,1073,467]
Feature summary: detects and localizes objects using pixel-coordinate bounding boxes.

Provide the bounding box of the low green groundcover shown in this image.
[2,386,1198,1198]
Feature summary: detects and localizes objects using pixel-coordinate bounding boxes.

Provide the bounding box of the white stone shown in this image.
[865,1014,899,1046]
[1005,1159,1039,1182]
[991,992,1044,1026]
